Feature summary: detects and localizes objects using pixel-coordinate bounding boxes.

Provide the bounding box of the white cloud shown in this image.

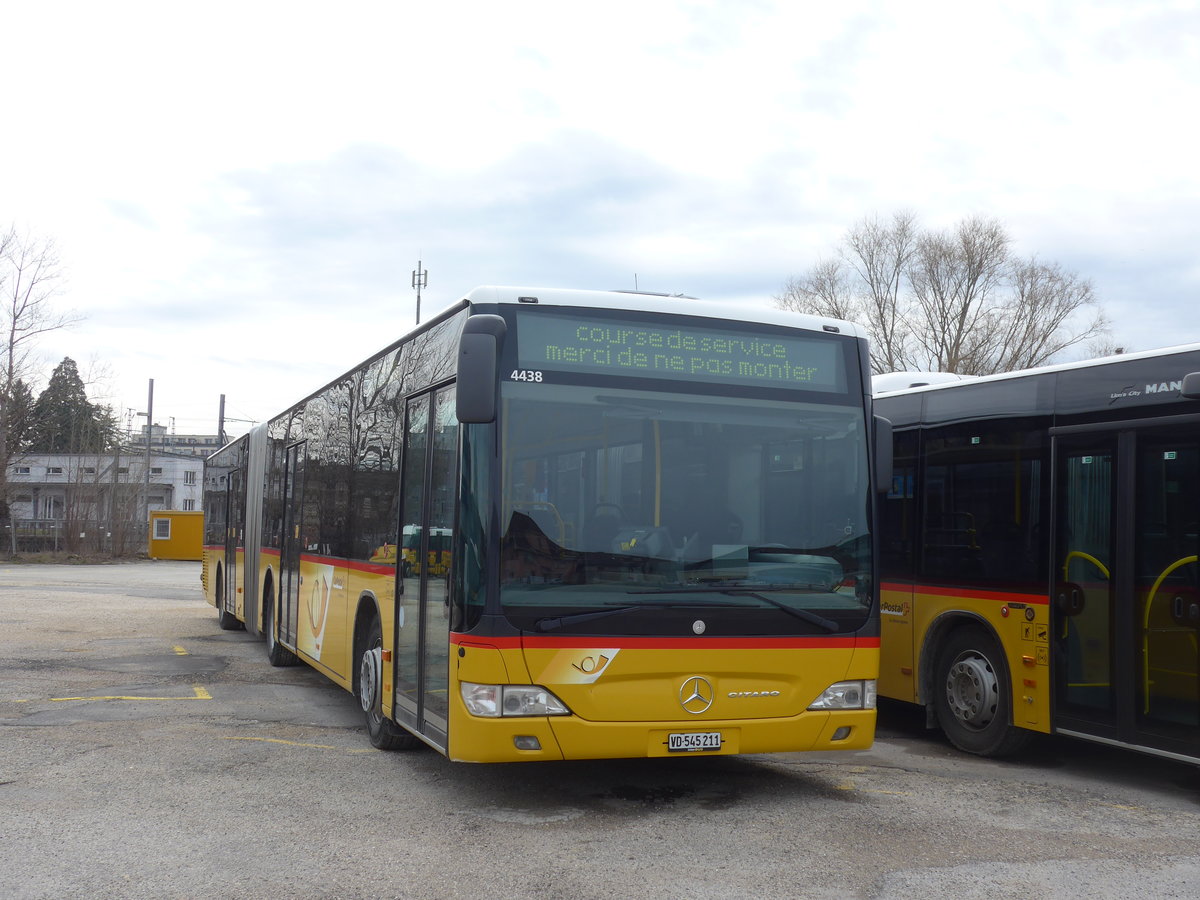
[5,0,1200,435]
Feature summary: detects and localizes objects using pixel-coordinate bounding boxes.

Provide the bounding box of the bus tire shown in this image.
[933,625,1031,757]
[358,613,421,751]
[264,582,298,667]
[215,569,243,631]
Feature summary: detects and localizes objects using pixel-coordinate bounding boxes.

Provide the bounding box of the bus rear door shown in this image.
[279,442,306,649]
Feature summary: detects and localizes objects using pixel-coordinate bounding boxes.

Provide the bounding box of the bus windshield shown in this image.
[498,381,871,635]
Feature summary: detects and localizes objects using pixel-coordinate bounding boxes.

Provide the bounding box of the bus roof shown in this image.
[872,342,1200,397]
[212,285,870,449]
[463,285,868,340]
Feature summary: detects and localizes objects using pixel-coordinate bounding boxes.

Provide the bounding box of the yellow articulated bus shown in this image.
[874,346,1200,764]
[203,286,890,762]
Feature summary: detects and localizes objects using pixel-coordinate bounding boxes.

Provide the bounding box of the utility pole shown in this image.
[412,260,428,325]
[109,440,120,553]
[218,394,227,446]
[137,379,154,541]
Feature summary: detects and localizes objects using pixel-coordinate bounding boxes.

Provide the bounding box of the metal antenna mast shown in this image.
[412,259,428,324]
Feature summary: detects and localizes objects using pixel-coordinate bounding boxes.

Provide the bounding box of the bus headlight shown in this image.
[460,682,571,717]
[807,679,877,710]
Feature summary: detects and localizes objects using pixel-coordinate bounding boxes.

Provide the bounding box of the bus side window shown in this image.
[920,421,1048,587]
[883,429,918,582]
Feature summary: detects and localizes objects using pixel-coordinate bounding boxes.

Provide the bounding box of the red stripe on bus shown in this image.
[452,634,878,650]
[880,582,1049,605]
[217,547,395,577]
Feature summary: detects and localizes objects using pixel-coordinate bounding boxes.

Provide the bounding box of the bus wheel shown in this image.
[933,625,1031,757]
[263,582,298,667]
[358,614,421,751]
[215,569,242,631]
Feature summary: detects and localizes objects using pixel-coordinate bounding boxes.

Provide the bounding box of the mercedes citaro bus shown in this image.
[204,286,890,762]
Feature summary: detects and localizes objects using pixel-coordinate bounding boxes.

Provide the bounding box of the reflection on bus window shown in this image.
[497,383,871,635]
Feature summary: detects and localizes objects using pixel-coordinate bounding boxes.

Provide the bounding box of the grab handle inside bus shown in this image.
[456,314,508,423]
[874,415,893,493]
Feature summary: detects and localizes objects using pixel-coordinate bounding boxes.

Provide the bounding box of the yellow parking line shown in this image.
[50,685,212,702]
[834,780,911,796]
[221,736,338,750]
[172,645,189,656]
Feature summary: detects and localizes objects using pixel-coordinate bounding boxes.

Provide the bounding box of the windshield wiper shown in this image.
[633,583,834,594]
[630,585,841,633]
[534,605,647,632]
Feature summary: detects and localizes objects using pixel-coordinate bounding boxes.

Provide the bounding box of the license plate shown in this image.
[667,731,722,752]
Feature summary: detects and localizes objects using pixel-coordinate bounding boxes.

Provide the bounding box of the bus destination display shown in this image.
[517,312,846,391]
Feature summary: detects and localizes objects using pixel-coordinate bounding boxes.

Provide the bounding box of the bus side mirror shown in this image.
[874,415,893,494]
[456,314,507,424]
[1182,372,1200,399]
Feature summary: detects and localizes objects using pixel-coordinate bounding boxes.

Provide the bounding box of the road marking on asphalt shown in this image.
[172,645,189,655]
[221,736,338,750]
[50,685,213,702]
[834,779,912,795]
[220,737,378,754]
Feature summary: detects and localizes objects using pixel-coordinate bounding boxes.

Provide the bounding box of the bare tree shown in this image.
[0,226,81,532]
[776,213,1109,376]
[841,212,918,373]
[906,216,1011,374]
[775,213,918,373]
[992,259,1108,371]
[776,258,857,322]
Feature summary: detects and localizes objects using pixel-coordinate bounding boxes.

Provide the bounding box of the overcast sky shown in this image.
[4,0,1198,440]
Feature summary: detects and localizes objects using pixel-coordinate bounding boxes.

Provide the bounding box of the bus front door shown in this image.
[1053,422,1199,760]
[394,385,458,749]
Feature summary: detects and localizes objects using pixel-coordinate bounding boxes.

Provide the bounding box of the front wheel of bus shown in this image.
[933,625,1031,757]
[358,614,421,751]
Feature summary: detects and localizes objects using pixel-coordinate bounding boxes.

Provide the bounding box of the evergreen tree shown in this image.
[2,378,35,453]
[27,357,115,452]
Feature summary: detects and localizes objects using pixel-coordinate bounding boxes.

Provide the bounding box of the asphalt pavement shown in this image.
[2,560,1198,899]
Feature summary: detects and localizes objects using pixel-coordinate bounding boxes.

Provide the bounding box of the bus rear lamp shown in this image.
[460,682,571,718]
[807,680,877,710]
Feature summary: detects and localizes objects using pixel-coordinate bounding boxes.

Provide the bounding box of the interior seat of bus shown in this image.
[582,504,623,552]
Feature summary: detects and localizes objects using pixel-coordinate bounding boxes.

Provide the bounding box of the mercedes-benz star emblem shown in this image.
[679,676,714,714]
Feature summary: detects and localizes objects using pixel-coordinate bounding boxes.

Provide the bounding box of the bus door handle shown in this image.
[1055,582,1085,617]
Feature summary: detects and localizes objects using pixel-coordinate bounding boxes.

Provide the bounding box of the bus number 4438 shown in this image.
[510,370,543,382]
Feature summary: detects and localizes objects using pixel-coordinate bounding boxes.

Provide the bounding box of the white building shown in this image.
[136,424,226,458]
[6,450,204,529]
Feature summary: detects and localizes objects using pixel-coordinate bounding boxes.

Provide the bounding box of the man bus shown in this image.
[204,285,889,762]
[875,347,1200,764]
